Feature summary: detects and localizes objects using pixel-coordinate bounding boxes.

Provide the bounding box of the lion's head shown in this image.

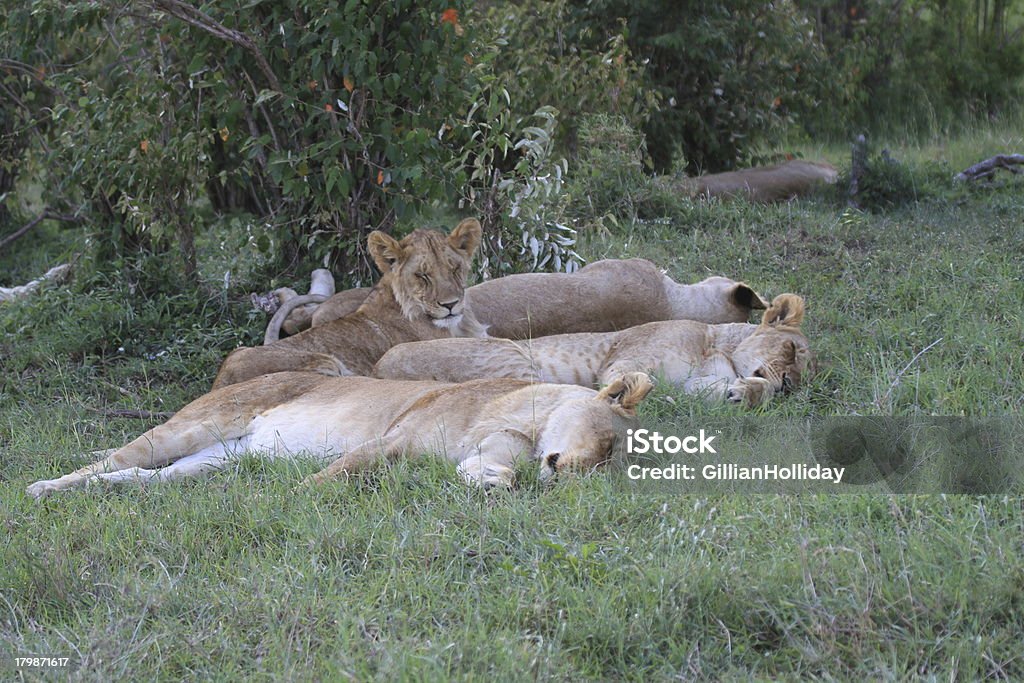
[366,218,482,330]
[537,372,654,481]
[730,294,813,398]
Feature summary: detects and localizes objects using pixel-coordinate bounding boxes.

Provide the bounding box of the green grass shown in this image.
[3,128,1024,680]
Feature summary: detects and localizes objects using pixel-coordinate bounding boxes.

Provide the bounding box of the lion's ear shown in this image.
[597,372,654,413]
[795,345,814,376]
[732,283,769,310]
[367,231,406,272]
[448,218,482,256]
[782,339,797,362]
[762,294,805,328]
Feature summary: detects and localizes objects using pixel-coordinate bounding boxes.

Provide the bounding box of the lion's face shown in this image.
[367,219,482,328]
[537,373,654,480]
[730,294,812,397]
[732,332,811,395]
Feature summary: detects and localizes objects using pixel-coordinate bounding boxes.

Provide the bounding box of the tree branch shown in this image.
[954,154,1024,182]
[0,209,82,252]
[149,0,281,92]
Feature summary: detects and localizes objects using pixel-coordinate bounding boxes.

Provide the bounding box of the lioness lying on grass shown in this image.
[268,258,768,341]
[687,160,839,203]
[26,372,654,498]
[375,294,811,408]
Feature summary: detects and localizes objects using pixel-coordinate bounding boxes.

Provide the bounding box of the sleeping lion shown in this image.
[375,294,811,408]
[267,258,768,341]
[26,372,654,498]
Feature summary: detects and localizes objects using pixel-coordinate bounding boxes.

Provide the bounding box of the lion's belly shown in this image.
[246,398,394,461]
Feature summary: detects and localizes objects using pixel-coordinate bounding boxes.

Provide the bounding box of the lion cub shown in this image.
[375,294,811,408]
[211,219,487,389]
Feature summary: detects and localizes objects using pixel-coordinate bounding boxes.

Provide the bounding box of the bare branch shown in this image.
[89,408,176,420]
[954,154,1024,182]
[148,0,281,91]
[874,337,944,409]
[0,209,82,252]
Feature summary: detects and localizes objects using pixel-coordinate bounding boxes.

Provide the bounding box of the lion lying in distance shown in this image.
[268,258,768,341]
[26,371,654,498]
[212,219,485,389]
[686,160,838,203]
[375,294,811,408]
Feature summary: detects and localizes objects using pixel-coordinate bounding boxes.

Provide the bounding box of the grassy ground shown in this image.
[2,129,1024,680]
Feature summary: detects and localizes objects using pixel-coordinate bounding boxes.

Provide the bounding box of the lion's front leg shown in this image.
[301,435,406,487]
[456,429,532,490]
[86,449,236,488]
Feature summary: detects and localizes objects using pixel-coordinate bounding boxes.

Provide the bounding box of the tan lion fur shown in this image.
[687,160,838,203]
[211,219,485,389]
[375,294,812,408]
[306,258,768,338]
[26,371,654,498]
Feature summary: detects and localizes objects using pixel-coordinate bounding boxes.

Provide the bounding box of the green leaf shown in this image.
[254,89,280,105]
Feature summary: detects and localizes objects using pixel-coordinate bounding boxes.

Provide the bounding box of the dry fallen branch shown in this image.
[264,293,329,344]
[261,269,336,343]
[954,154,1024,182]
[91,408,177,420]
[0,263,72,303]
[874,337,943,409]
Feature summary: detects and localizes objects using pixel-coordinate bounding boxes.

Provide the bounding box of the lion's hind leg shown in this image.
[27,420,250,499]
[86,441,247,488]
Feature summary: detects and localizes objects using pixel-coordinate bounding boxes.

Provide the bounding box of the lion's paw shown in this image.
[457,459,515,490]
[726,377,773,408]
[26,479,61,500]
[299,472,329,488]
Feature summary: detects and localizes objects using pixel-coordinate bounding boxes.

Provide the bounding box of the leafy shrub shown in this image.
[449,95,582,277]
[568,114,679,222]
[7,0,474,282]
[0,263,257,387]
[793,0,1024,139]
[476,0,655,154]
[571,114,649,218]
[840,140,939,211]
[567,0,828,173]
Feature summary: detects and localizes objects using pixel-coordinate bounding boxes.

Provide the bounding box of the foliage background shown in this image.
[3,0,1021,286]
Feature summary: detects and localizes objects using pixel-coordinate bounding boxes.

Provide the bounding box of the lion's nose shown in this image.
[439,299,459,314]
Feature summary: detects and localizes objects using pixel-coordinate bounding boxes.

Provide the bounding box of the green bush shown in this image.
[569,114,678,221]
[7,0,474,282]
[793,0,1024,139]
[571,114,648,218]
[476,0,654,154]
[568,0,828,173]
[841,142,940,211]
